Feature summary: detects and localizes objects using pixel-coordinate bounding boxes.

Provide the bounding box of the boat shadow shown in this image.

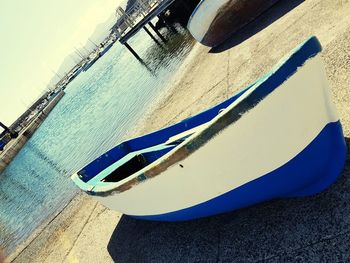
[108,137,350,263]
[210,0,305,53]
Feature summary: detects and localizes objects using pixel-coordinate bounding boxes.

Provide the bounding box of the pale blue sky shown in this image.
[0,0,123,125]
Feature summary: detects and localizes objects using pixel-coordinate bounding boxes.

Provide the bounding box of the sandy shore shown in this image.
[9,0,350,262]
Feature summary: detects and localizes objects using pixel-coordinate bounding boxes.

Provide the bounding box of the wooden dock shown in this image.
[111,0,189,60]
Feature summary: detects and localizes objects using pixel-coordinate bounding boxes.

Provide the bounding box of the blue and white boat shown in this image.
[188,0,280,47]
[71,37,346,222]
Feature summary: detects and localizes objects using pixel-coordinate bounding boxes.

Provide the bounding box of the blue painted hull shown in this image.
[133,121,346,221]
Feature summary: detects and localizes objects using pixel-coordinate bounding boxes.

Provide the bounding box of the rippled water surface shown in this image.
[0,27,195,255]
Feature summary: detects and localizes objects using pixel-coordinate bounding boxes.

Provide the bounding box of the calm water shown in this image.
[0,27,195,255]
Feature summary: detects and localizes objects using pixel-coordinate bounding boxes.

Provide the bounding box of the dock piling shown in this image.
[124,42,143,61]
[148,22,167,42]
[143,26,162,46]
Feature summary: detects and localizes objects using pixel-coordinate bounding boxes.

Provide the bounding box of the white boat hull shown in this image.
[72,37,346,221]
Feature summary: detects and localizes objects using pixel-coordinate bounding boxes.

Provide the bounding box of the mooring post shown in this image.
[148,22,167,42]
[124,42,142,61]
[143,26,162,46]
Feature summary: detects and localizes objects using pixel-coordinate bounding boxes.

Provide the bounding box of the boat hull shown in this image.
[95,122,346,221]
[130,121,346,221]
[188,0,280,47]
[72,37,346,221]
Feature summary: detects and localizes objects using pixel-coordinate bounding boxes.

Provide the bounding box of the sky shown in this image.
[0,0,124,125]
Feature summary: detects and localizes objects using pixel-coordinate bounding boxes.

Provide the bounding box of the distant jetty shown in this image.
[0,91,65,173]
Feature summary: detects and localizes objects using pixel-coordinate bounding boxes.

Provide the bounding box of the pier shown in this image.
[111,0,192,60]
[0,91,65,173]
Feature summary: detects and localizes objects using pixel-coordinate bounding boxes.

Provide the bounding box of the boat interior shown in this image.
[83,125,205,185]
[76,84,252,186]
[100,130,198,183]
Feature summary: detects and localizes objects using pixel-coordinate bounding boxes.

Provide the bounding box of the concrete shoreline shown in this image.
[8,0,350,262]
[0,91,65,173]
